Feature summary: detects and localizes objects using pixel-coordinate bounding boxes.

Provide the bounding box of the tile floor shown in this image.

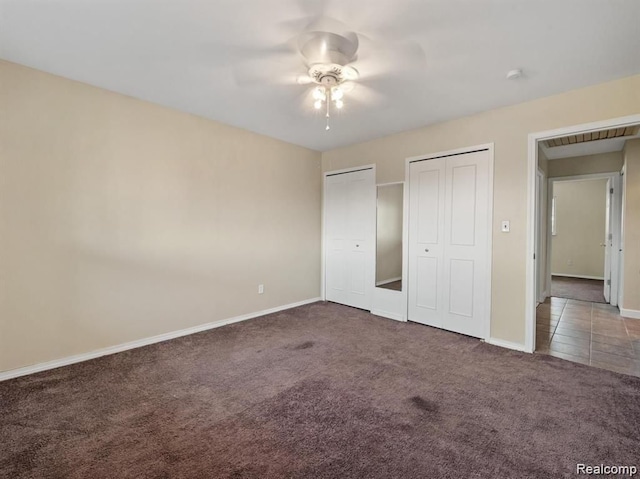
[536,297,640,378]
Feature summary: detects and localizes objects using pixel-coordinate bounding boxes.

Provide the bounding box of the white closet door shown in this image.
[408,158,446,327]
[408,150,491,338]
[442,151,490,338]
[325,168,375,310]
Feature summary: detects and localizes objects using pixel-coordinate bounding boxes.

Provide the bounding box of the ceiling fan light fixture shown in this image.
[298,22,362,130]
[312,86,326,101]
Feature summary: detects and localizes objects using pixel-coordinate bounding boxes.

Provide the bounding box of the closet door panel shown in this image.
[443,150,490,338]
[325,169,375,310]
[408,159,446,327]
[408,149,491,339]
[325,176,350,305]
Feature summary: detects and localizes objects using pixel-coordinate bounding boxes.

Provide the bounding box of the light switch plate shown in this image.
[501,221,510,233]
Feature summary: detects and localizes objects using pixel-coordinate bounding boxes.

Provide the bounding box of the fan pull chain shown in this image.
[325,89,331,131]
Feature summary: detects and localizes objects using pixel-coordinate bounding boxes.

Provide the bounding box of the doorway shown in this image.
[527,116,640,352]
[547,174,621,304]
[527,115,640,376]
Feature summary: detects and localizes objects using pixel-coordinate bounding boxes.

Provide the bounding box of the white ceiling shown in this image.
[1,0,640,152]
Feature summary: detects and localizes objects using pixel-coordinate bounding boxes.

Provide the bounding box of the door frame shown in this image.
[404,143,494,341]
[546,172,622,304]
[526,114,640,353]
[321,164,376,302]
[535,168,547,304]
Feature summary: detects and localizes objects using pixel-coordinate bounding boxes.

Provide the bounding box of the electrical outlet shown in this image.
[258,284,264,294]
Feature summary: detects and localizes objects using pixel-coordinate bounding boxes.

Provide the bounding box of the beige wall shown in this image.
[548,151,624,178]
[323,73,640,345]
[551,179,607,278]
[622,139,640,312]
[376,183,403,284]
[0,61,322,373]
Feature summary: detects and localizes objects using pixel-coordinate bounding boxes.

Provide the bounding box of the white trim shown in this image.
[535,168,546,304]
[376,181,404,187]
[0,297,321,382]
[321,179,326,301]
[552,274,605,280]
[620,309,640,320]
[618,162,626,308]
[405,143,495,164]
[324,165,375,177]
[404,143,494,341]
[485,338,527,352]
[550,172,623,182]
[526,114,640,354]
[402,165,410,323]
[370,310,405,322]
[375,276,402,286]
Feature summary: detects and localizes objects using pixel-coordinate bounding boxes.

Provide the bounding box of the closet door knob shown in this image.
[425,248,429,252]
[356,244,360,247]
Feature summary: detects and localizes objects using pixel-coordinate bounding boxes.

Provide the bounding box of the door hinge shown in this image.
[608,233,613,241]
[610,188,614,194]
[607,279,611,286]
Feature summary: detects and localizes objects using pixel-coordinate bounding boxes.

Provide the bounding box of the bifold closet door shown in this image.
[408,150,491,338]
[324,169,375,310]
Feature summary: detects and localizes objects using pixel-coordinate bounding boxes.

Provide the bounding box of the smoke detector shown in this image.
[506,69,523,80]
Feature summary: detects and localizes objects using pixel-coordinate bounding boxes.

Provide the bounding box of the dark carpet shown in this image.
[551,275,606,303]
[1,302,639,478]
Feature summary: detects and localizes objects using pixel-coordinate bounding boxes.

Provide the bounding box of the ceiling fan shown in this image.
[234,15,426,130]
[294,17,362,130]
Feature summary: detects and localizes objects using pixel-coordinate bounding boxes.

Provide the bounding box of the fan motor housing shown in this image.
[299,30,359,66]
[308,63,358,86]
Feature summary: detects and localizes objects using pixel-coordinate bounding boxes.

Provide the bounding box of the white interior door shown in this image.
[325,168,375,310]
[603,178,612,303]
[408,158,446,328]
[408,150,491,338]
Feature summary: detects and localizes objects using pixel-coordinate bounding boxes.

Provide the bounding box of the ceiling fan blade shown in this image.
[232,52,310,88]
[349,36,427,82]
[275,0,331,37]
[347,83,389,108]
[296,74,314,85]
[226,37,305,87]
[293,0,328,19]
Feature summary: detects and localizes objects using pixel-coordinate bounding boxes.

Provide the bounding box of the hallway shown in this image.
[536,297,640,377]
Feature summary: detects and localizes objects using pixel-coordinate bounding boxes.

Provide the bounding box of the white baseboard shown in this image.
[375,276,402,287]
[620,308,640,320]
[552,274,605,280]
[536,292,548,305]
[370,309,405,322]
[485,337,528,353]
[0,297,322,382]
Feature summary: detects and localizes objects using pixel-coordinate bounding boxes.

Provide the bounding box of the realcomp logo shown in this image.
[576,464,638,476]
